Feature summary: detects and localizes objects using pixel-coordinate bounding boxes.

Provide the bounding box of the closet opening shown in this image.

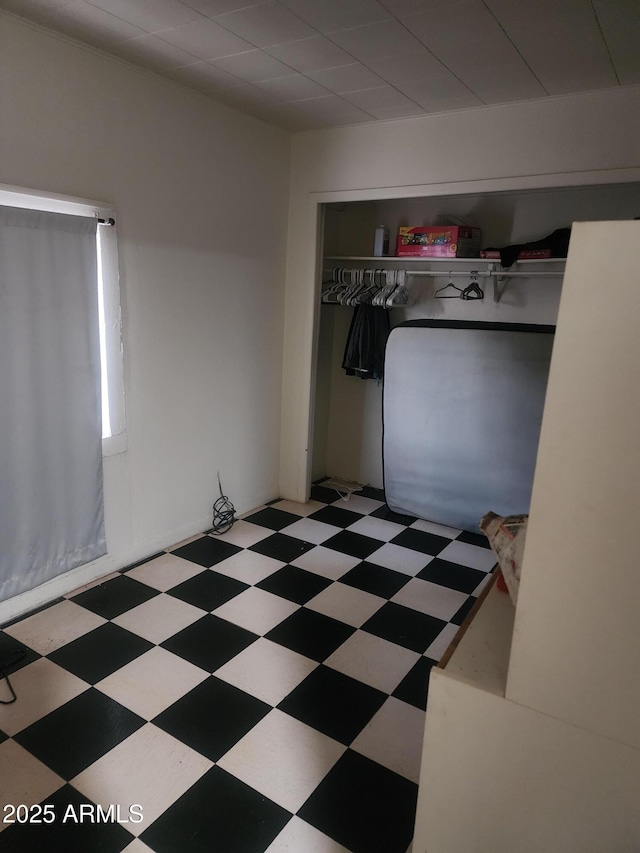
[308,181,640,529]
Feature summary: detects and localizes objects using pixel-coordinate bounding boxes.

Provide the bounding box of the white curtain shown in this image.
[0,206,106,602]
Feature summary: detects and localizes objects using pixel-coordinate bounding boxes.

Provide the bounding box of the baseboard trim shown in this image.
[0,514,212,627]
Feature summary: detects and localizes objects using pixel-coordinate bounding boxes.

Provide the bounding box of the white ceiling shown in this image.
[2,0,638,130]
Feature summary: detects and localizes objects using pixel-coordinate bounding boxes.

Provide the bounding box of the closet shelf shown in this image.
[324,256,566,264]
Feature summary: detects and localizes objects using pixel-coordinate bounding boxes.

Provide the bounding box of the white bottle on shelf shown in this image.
[373,225,390,257]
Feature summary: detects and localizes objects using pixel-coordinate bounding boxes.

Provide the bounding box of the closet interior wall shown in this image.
[312,183,640,490]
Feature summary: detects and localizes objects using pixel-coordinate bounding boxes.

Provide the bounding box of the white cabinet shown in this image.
[412,221,640,853]
[439,573,515,696]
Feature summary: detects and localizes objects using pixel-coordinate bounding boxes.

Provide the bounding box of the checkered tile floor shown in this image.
[0,486,496,853]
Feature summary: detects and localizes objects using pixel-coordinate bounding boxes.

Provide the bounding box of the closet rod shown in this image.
[324,268,564,278]
[405,270,564,279]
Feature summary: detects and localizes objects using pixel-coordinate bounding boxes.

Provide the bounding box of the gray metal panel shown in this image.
[383,323,554,532]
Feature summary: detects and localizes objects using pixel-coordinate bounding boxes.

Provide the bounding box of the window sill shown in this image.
[102,433,127,457]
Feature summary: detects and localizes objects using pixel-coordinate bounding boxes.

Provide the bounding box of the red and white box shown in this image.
[396,225,481,258]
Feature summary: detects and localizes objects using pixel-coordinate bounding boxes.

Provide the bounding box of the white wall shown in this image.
[0,14,290,621]
[282,85,640,500]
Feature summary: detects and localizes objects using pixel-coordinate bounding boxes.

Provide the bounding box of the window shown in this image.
[0,184,126,456]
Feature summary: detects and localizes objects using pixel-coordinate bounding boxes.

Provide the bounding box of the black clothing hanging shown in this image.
[342,304,390,381]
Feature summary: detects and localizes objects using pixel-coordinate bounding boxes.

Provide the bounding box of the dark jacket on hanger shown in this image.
[342,304,390,381]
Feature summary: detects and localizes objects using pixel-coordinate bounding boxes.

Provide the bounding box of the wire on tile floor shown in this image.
[321,478,363,501]
[211,472,236,535]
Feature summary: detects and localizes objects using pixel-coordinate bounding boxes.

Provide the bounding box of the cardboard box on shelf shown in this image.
[396,225,481,258]
[480,512,528,605]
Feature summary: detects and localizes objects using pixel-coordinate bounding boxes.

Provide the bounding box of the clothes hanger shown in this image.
[338,268,360,304]
[354,269,383,305]
[371,269,388,304]
[346,268,372,305]
[369,270,381,305]
[322,267,345,303]
[434,271,464,299]
[374,269,398,306]
[370,269,387,303]
[350,268,376,305]
[351,268,370,304]
[460,271,484,301]
[386,269,409,307]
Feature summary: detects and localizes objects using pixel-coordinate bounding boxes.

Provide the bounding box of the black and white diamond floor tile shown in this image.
[153,676,271,763]
[141,765,290,853]
[0,492,495,852]
[70,575,160,620]
[243,507,302,532]
[256,564,333,605]
[0,784,135,853]
[298,750,418,853]
[47,622,154,685]
[308,504,365,529]
[249,532,315,564]
[160,614,258,673]
[264,607,355,663]
[14,689,145,781]
[171,536,242,568]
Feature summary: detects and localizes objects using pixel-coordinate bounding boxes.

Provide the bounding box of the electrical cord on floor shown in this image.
[211,472,236,535]
[323,478,363,502]
[0,666,17,704]
[0,648,26,704]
